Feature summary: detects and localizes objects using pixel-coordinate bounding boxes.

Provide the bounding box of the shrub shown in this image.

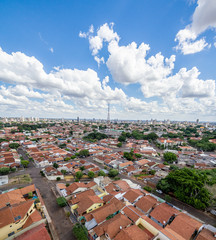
[143,186,152,192]
[56,177,61,181]
[56,197,67,207]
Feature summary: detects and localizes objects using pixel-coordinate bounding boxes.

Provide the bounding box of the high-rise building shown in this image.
[196,119,199,124]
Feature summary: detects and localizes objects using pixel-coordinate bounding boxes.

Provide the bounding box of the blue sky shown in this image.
[0,0,215,121]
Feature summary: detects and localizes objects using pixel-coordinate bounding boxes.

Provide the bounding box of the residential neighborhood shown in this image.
[0,118,216,239]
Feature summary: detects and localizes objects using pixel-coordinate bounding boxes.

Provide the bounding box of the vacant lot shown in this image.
[9,174,32,185]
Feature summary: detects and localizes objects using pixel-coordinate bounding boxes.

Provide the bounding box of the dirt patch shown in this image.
[9,174,32,185]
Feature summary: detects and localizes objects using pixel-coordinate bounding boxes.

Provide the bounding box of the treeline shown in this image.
[118,130,158,142]
[188,138,216,152]
[83,132,108,142]
[157,168,216,210]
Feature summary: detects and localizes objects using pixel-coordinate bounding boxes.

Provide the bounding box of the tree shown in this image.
[80,166,85,171]
[61,170,67,175]
[53,163,59,169]
[118,135,126,142]
[9,143,20,149]
[163,152,177,163]
[88,171,95,178]
[157,168,210,210]
[0,167,10,175]
[72,223,88,240]
[64,157,70,161]
[98,170,106,176]
[76,171,83,180]
[117,142,122,147]
[143,186,152,192]
[56,197,67,207]
[108,169,119,177]
[78,149,90,157]
[149,170,156,175]
[56,177,61,181]
[21,160,29,168]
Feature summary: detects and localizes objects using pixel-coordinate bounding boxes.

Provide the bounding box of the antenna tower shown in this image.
[107,103,110,126]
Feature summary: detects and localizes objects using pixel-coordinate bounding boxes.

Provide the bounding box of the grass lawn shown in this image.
[9,174,32,185]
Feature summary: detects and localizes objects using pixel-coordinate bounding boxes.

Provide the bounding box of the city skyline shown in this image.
[0,0,216,121]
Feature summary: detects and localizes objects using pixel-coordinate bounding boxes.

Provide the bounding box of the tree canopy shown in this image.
[108,169,119,177]
[163,152,177,163]
[78,149,90,157]
[9,143,20,149]
[21,160,30,168]
[83,132,108,142]
[157,168,211,210]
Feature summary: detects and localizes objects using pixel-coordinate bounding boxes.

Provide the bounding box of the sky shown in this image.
[0,0,216,121]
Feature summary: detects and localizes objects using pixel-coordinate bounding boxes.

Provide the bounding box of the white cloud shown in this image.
[79,23,119,63]
[49,47,54,53]
[175,0,216,54]
[0,46,127,117]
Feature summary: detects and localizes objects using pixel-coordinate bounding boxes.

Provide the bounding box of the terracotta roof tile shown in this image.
[150,203,179,225]
[167,213,203,240]
[16,223,51,240]
[135,195,159,213]
[114,225,152,240]
[123,189,144,203]
[93,213,132,239]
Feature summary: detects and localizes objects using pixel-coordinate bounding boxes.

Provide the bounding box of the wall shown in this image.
[86,203,103,214]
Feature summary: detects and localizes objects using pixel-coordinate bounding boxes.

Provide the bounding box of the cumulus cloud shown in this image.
[79,23,119,64]
[175,0,216,54]
[80,22,216,120]
[0,46,128,118]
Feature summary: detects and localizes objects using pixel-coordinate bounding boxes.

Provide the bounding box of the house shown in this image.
[84,197,125,230]
[165,213,203,240]
[0,200,44,240]
[119,161,133,170]
[123,189,145,204]
[15,223,51,240]
[115,225,151,240]
[90,213,132,240]
[135,195,159,214]
[122,205,144,223]
[43,166,64,180]
[149,203,179,227]
[196,227,216,240]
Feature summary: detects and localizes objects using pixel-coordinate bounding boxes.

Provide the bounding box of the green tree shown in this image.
[53,163,59,169]
[157,168,210,210]
[78,149,90,157]
[9,143,20,149]
[21,160,29,168]
[88,171,95,178]
[0,167,10,175]
[56,197,67,207]
[108,169,119,177]
[72,223,88,240]
[118,135,126,142]
[80,166,85,171]
[76,171,83,180]
[98,170,106,176]
[61,170,67,175]
[143,186,152,192]
[117,142,122,147]
[163,152,177,163]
